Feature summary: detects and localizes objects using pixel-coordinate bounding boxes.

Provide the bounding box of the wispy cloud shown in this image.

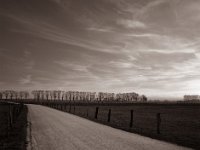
[7,14,119,54]
[125,33,160,38]
[117,19,146,29]
[19,75,32,84]
[86,27,113,33]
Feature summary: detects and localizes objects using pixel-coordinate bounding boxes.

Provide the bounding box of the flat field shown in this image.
[52,103,200,149]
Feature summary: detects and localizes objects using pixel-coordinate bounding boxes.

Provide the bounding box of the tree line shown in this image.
[0,90,147,102]
[0,90,29,100]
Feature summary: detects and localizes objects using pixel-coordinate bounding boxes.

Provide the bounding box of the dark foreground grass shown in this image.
[53,103,200,150]
[0,102,27,150]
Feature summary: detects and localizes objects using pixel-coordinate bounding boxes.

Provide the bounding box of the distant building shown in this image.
[184,95,200,101]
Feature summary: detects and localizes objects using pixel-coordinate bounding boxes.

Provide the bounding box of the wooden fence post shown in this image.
[95,107,99,119]
[16,104,19,116]
[8,104,13,129]
[69,104,71,113]
[129,110,133,128]
[12,105,16,123]
[19,103,23,114]
[107,109,111,122]
[73,106,75,113]
[86,109,88,117]
[65,103,67,111]
[157,113,161,134]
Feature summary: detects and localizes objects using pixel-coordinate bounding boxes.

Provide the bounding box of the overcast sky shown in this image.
[0,0,200,99]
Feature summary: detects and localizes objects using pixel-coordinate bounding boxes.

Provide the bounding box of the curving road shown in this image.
[27,104,191,150]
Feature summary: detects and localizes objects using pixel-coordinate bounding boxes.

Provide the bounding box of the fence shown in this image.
[41,102,166,135]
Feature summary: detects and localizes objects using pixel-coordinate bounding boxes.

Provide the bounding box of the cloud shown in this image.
[1,0,200,98]
[109,61,133,69]
[125,33,161,38]
[54,60,89,72]
[24,50,31,57]
[117,19,146,29]
[19,75,32,84]
[86,27,113,33]
[133,0,167,17]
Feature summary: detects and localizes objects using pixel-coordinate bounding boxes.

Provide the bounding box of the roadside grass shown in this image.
[0,102,27,150]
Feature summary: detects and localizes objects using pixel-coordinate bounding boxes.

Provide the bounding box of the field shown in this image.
[0,102,27,150]
[45,102,200,149]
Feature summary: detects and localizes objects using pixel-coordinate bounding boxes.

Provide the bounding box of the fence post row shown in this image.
[35,102,163,135]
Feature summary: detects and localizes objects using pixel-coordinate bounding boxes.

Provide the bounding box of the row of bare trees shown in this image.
[32,90,64,101]
[0,90,147,102]
[0,90,29,100]
[116,92,147,102]
[31,90,96,101]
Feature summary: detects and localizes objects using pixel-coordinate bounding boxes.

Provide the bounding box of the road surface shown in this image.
[27,104,191,150]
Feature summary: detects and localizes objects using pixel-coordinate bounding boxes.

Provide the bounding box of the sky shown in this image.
[0,0,200,99]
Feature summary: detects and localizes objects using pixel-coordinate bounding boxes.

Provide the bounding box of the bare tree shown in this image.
[45,91,50,100]
[24,91,29,99]
[9,90,16,100]
[32,90,40,101]
[3,90,10,100]
[61,91,65,100]
[50,91,54,100]
[57,90,61,100]
[53,90,58,100]
[14,91,18,100]
[19,91,24,100]
[65,91,70,101]
[39,90,45,100]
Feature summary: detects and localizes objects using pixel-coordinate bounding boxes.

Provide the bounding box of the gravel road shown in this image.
[27,104,191,150]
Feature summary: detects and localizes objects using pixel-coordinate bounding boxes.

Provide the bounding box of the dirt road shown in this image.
[27,104,191,150]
